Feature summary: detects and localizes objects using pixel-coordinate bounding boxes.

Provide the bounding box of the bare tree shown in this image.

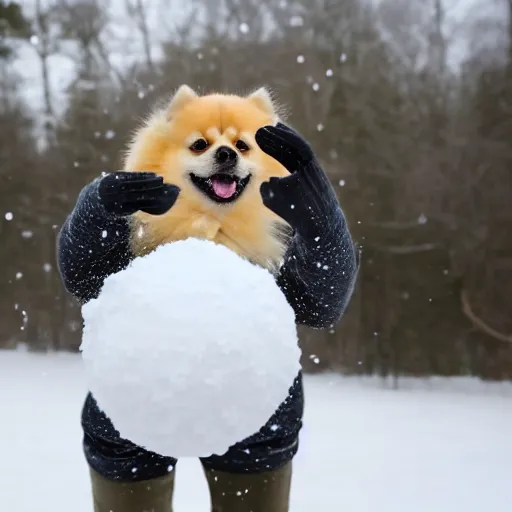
[125,0,153,71]
[58,0,108,78]
[31,0,61,142]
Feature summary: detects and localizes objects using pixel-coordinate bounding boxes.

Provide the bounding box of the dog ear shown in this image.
[166,85,198,119]
[247,87,278,120]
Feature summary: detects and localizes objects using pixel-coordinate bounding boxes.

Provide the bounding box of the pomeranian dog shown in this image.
[124,85,291,272]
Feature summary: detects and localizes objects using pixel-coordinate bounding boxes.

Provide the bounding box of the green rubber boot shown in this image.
[204,462,292,512]
[89,468,175,512]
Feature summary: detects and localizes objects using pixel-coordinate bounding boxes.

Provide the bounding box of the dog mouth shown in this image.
[189,172,251,203]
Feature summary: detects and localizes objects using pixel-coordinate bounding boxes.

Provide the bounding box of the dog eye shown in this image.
[190,139,208,152]
[235,140,249,152]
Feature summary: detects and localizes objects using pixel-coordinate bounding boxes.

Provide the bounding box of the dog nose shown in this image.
[215,146,238,164]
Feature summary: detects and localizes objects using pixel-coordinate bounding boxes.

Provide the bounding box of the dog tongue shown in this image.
[212,178,236,199]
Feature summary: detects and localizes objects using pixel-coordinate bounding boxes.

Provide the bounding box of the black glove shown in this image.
[98,171,180,216]
[255,123,339,238]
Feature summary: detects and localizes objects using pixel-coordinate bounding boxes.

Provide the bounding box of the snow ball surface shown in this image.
[80,238,301,458]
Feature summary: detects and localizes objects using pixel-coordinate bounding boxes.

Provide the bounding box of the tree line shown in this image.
[1,0,511,379]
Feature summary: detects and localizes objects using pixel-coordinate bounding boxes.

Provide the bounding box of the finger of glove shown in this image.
[260,175,301,216]
[260,181,284,208]
[110,171,158,181]
[260,125,313,162]
[113,197,169,214]
[270,172,326,225]
[260,184,289,219]
[101,175,164,195]
[118,184,180,215]
[115,183,178,204]
[260,190,300,227]
[139,189,179,215]
[140,201,174,215]
[256,129,301,171]
[100,171,156,187]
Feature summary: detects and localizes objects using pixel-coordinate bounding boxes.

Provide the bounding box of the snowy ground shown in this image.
[1,349,512,512]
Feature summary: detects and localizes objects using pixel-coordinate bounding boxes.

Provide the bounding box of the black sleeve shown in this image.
[276,206,359,329]
[56,178,133,305]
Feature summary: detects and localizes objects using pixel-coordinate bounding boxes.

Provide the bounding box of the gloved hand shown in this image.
[98,171,180,216]
[255,123,339,238]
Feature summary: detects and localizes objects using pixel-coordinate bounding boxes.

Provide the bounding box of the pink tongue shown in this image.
[212,179,237,199]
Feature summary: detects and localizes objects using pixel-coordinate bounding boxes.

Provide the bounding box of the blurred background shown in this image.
[1,0,511,381]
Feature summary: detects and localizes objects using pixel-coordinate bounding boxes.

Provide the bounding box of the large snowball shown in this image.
[80,238,301,458]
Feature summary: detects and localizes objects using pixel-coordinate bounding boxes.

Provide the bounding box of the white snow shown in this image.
[1,349,512,511]
[81,239,300,458]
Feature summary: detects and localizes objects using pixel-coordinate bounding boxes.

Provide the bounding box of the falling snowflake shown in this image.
[338,179,346,186]
[43,263,52,273]
[326,69,333,77]
[312,83,320,92]
[317,123,324,132]
[239,23,249,34]
[296,55,305,64]
[102,230,108,239]
[20,310,28,331]
[309,355,320,364]
[289,15,304,27]
[197,52,204,60]
[73,161,79,168]
[5,212,13,221]
[94,131,101,139]
[16,272,23,280]
[138,91,145,99]
[105,130,116,140]
[417,213,428,224]
[29,35,39,46]
[21,230,33,239]
[340,53,347,62]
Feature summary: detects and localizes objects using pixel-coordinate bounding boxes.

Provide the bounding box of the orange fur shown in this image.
[124,86,291,272]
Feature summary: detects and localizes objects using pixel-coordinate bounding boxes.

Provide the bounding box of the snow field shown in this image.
[1,349,512,511]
